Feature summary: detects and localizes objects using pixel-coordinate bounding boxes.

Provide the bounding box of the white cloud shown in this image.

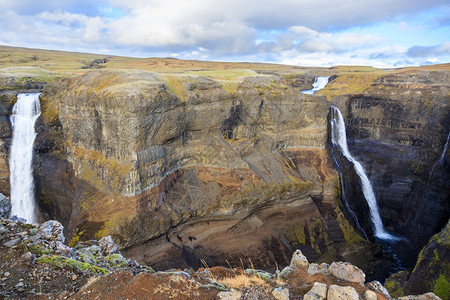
[407,42,450,57]
[289,26,319,39]
[0,0,448,67]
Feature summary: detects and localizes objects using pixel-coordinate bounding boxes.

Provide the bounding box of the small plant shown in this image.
[219,273,268,290]
[216,257,271,290]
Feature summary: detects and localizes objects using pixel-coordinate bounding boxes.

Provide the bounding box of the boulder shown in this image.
[307,263,330,276]
[364,290,377,300]
[304,282,328,300]
[329,261,365,285]
[398,292,442,300]
[99,235,119,255]
[52,241,72,256]
[0,193,10,218]
[327,285,359,300]
[39,220,65,243]
[272,287,290,300]
[290,249,309,269]
[216,290,242,300]
[366,280,391,299]
[279,266,295,279]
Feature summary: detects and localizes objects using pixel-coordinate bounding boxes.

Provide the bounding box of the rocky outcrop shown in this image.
[2,224,439,300]
[385,220,449,300]
[34,69,381,272]
[329,69,449,264]
[0,217,153,298]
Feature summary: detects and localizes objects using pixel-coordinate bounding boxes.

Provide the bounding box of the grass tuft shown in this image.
[218,274,269,290]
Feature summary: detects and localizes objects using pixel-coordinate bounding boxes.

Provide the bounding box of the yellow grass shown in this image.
[318,73,385,99]
[0,45,300,76]
[2,44,449,100]
[187,69,259,80]
[219,274,269,289]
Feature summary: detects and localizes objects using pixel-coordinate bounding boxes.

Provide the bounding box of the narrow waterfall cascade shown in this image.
[301,76,330,94]
[330,106,399,241]
[9,93,41,223]
[429,132,450,180]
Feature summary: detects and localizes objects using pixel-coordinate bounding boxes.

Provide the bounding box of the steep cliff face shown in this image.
[330,69,449,263]
[36,69,377,271]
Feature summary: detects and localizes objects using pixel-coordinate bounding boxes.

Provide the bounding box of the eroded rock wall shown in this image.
[33,67,449,273]
[37,69,375,271]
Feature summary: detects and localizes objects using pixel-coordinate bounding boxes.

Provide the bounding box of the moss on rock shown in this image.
[36,254,108,274]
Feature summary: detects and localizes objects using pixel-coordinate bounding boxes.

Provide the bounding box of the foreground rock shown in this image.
[0,193,10,218]
[1,222,443,299]
[0,218,152,298]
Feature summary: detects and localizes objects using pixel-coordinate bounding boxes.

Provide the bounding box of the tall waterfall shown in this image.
[9,93,41,223]
[330,106,398,241]
[302,76,330,94]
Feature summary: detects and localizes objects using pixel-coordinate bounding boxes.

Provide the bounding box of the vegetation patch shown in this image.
[319,72,385,100]
[0,67,63,90]
[384,275,406,298]
[219,273,269,290]
[36,255,108,274]
[432,274,449,300]
[160,74,188,102]
[69,228,86,247]
[28,242,55,256]
[104,254,129,268]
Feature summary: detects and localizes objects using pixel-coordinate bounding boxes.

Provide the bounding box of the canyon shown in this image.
[0,49,448,296]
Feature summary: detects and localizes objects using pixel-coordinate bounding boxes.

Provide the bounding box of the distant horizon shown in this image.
[3,44,450,70]
[1,0,449,68]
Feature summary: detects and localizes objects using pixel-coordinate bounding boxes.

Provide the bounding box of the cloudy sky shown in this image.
[1,0,449,67]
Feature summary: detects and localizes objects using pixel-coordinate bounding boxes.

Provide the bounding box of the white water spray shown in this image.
[9,93,41,223]
[330,106,399,240]
[302,76,330,94]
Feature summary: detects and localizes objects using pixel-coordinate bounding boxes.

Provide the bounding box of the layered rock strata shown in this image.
[35,69,374,271]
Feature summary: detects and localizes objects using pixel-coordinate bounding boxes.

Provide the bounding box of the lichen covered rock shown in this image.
[327,284,359,300]
[0,193,10,218]
[329,261,365,285]
[39,220,65,243]
[290,249,309,269]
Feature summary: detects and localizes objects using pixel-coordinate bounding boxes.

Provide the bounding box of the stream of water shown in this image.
[329,106,399,241]
[9,93,41,223]
[301,76,330,94]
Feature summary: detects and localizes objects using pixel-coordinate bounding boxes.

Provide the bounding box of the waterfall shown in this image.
[9,93,41,223]
[330,106,399,241]
[429,132,450,181]
[302,76,330,94]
